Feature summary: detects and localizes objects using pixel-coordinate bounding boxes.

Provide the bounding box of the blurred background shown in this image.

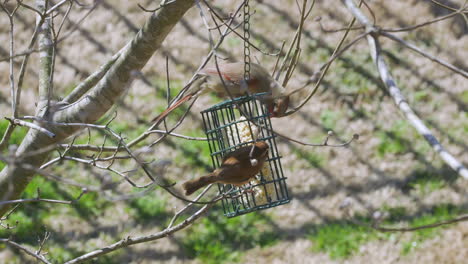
[0,0,467,263]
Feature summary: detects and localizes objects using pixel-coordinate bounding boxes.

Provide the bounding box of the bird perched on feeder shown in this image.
[182,141,269,196]
[151,62,290,124]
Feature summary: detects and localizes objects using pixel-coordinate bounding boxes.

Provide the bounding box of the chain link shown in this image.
[243,0,251,82]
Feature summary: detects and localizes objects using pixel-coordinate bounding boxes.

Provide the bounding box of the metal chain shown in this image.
[243,0,251,82]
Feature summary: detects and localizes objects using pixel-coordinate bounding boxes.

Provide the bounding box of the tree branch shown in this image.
[0,238,52,264]
[36,0,54,113]
[0,0,196,217]
[64,203,213,264]
[380,31,467,78]
[342,0,468,179]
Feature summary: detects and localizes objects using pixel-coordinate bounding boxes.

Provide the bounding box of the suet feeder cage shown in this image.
[201,93,290,218]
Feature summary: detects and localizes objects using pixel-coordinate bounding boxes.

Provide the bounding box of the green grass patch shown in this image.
[23,176,107,217]
[108,121,147,140]
[319,110,340,131]
[130,195,169,222]
[403,169,456,194]
[172,130,212,170]
[0,210,37,240]
[412,90,430,103]
[0,176,108,244]
[382,206,408,222]
[341,70,373,95]
[292,146,326,168]
[152,78,184,100]
[47,245,78,263]
[464,113,468,133]
[226,37,241,49]
[183,210,278,263]
[309,204,464,259]
[461,90,468,104]
[0,119,28,146]
[377,120,411,157]
[399,204,460,255]
[308,217,380,259]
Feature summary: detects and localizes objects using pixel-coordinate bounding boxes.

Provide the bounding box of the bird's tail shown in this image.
[151,76,208,125]
[151,93,193,123]
[182,173,217,196]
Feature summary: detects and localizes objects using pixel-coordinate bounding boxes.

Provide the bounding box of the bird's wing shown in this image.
[200,63,244,84]
[221,146,251,164]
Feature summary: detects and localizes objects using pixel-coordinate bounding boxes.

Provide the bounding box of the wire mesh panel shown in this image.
[201,93,290,218]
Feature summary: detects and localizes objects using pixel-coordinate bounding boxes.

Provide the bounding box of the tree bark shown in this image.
[0,0,195,217]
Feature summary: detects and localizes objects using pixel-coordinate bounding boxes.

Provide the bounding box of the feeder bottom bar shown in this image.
[224,199,291,218]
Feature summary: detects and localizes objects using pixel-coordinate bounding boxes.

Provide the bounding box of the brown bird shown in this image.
[182,141,270,196]
[152,62,290,124]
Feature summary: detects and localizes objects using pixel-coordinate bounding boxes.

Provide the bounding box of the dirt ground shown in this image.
[0,0,467,263]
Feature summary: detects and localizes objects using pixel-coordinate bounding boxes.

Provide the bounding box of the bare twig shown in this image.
[0,1,19,117]
[0,1,20,151]
[371,214,468,232]
[282,0,314,87]
[147,130,207,141]
[137,0,177,13]
[382,6,467,32]
[19,1,43,16]
[380,31,467,78]
[36,230,51,255]
[56,1,100,43]
[5,117,55,138]
[430,0,467,13]
[169,1,245,106]
[0,238,52,264]
[0,124,16,151]
[0,186,87,206]
[15,15,45,117]
[46,0,70,15]
[168,184,214,228]
[284,0,364,116]
[64,202,214,264]
[0,197,71,206]
[57,129,207,153]
[316,16,364,33]
[202,0,280,56]
[0,204,20,223]
[343,207,468,233]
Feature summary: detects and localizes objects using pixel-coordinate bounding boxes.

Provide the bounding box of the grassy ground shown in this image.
[0,0,467,263]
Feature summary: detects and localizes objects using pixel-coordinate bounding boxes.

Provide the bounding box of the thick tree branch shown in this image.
[36,0,54,113]
[62,53,120,104]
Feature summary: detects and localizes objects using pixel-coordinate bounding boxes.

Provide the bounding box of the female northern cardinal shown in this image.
[182,141,269,195]
[152,62,290,124]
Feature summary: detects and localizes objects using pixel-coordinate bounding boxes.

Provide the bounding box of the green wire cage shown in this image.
[201,93,290,218]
